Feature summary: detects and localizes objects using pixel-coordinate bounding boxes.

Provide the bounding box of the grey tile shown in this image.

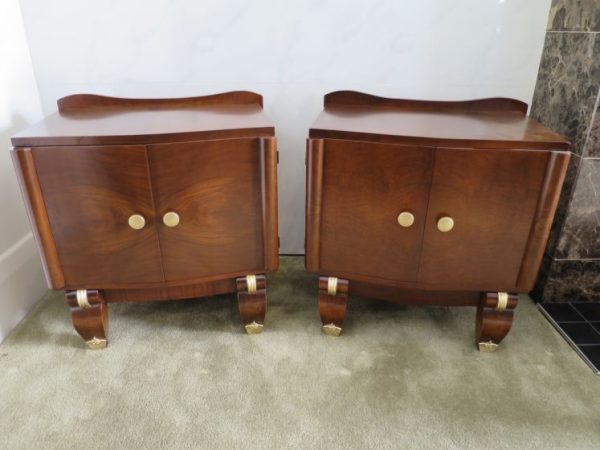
[573,302,600,321]
[545,153,581,257]
[555,158,600,259]
[530,33,600,156]
[547,0,600,32]
[541,302,586,321]
[559,322,600,345]
[583,99,600,157]
[541,259,600,302]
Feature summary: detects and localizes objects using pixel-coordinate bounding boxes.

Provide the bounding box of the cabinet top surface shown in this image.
[309,91,569,150]
[12,92,275,147]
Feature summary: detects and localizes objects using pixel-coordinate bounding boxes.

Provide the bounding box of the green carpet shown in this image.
[1,256,599,449]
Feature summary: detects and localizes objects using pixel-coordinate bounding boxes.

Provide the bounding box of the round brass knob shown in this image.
[397,211,415,228]
[163,211,180,228]
[437,216,454,232]
[128,214,146,230]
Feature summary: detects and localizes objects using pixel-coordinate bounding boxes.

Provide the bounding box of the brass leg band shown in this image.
[496,292,508,312]
[246,274,257,294]
[327,277,338,296]
[76,289,91,309]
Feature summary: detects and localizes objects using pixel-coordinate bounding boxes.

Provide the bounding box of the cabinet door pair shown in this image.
[30,139,277,287]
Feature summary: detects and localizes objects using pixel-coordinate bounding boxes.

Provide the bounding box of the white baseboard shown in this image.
[0,233,47,343]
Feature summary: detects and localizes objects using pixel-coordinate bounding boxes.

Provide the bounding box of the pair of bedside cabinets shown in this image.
[11,91,570,352]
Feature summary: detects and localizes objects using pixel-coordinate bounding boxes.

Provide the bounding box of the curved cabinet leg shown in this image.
[66,289,108,349]
[475,292,518,352]
[236,274,267,334]
[318,276,349,336]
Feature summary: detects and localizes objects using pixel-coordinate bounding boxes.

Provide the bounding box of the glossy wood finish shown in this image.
[306,92,571,350]
[104,279,237,303]
[349,281,480,306]
[66,290,108,349]
[324,91,529,113]
[11,149,64,288]
[57,91,263,112]
[33,145,164,287]
[418,147,551,291]
[317,140,433,282]
[12,92,278,347]
[311,92,569,151]
[147,138,267,281]
[516,152,570,290]
[318,277,349,336]
[476,292,518,351]
[12,92,273,147]
[236,275,267,334]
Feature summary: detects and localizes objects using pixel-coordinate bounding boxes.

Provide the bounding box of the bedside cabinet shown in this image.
[306,91,570,351]
[12,91,278,348]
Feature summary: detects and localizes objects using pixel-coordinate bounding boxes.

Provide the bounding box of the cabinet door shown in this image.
[309,139,433,282]
[418,147,549,290]
[147,138,276,282]
[33,145,164,287]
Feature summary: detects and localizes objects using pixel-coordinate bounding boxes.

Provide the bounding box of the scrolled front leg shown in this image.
[236,274,267,334]
[318,276,349,336]
[66,289,108,349]
[475,292,518,352]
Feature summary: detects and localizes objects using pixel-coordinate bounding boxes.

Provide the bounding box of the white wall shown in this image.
[19,0,552,253]
[0,0,47,342]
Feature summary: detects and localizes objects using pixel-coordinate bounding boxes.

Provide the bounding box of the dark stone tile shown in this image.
[584,101,600,157]
[559,322,600,345]
[591,323,600,334]
[542,259,600,302]
[544,154,581,257]
[547,0,600,32]
[541,302,585,321]
[530,33,600,156]
[574,302,600,321]
[578,345,600,371]
[555,158,600,259]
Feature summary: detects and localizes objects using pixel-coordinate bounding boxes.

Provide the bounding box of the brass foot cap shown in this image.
[322,323,342,336]
[478,341,498,352]
[245,321,264,334]
[86,337,107,350]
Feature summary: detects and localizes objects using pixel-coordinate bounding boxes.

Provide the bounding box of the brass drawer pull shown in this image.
[397,211,415,228]
[163,211,180,228]
[437,216,454,232]
[128,214,146,230]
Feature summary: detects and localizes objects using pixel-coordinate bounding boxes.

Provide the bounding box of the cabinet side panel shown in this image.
[516,151,571,291]
[305,139,324,272]
[261,137,279,272]
[11,148,65,289]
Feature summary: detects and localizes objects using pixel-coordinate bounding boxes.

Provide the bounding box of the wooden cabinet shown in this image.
[12,92,278,348]
[306,91,570,351]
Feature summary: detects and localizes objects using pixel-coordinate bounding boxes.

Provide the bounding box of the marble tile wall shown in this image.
[547,0,600,32]
[531,0,600,303]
